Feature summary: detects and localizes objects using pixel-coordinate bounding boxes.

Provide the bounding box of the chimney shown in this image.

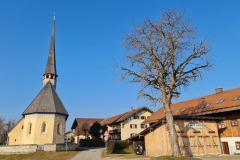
[130,107,134,111]
[215,87,223,94]
[198,97,205,108]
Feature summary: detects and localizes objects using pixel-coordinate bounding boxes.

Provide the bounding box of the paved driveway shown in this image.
[194,155,240,160]
[69,147,103,160]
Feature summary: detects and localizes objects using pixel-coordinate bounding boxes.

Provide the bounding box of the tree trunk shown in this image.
[165,108,181,157]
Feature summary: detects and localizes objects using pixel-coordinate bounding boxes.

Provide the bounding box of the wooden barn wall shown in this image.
[145,120,221,157]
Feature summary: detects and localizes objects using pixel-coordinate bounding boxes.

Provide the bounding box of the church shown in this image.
[8,17,69,145]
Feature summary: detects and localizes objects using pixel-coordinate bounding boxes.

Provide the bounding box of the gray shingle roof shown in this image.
[44,18,57,75]
[22,81,68,119]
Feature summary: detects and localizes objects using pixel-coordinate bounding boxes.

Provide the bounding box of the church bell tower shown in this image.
[43,16,57,89]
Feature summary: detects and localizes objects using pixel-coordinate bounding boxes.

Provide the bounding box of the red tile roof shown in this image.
[71,118,104,130]
[101,107,153,125]
[144,88,240,124]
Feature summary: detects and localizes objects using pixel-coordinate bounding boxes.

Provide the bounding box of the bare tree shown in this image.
[0,117,5,144]
[0,118,15,145]
[120,10,212,157]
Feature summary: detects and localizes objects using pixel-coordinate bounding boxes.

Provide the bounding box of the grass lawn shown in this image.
[102,149,201,160]
[0,151,79,160]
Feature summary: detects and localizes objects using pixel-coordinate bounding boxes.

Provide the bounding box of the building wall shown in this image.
[145,119,221,157]
[121,110,152,140]
[220,137,240,155]
[52,114,66,144]
[8,118,24,145]
[8,114,66,145]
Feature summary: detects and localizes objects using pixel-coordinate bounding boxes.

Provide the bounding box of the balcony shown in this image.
[109,129,121,134]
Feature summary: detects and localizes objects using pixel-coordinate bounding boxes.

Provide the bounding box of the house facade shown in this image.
[101,107,153,140]
[143,87,240,155]
[71,118,104,143]
[135,116,221,157]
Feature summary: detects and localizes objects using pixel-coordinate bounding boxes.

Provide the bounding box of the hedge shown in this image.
[79,139,105,147]
[106,140,129,154]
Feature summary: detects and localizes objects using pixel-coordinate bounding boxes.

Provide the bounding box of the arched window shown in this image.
[42,122,47,134]
[28,123,32,135]
[57,123,62,135]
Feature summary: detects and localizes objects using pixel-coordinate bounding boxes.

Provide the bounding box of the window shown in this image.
[231,120,238,126]
[236,142,240,150]
[22,125,24,130]
[181,108,186,112]
[42,122,47,133]
[122,124,124,128]
[141,116,146,120]
[219,121,225,128]
[133,116,139,119]
[233,96,240,101]
[141,124,147,129]
[130,124,137,129]
[28,123,32,134]
[57,123,62,135]
[130,133,137,137]
[204,104,210,108]
[216,99,224,104]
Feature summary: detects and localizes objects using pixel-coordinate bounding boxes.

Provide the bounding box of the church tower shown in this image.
[8,17,69,145]
[43,16,57,89]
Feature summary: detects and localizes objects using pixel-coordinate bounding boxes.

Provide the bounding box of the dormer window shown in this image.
[216,99,224,104]
[233,96,240,101]
[181,108,186,112]
[204,104,210,108]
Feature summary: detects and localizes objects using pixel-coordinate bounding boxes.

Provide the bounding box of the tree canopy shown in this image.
[89,122,102,139]
[120,10,212,156]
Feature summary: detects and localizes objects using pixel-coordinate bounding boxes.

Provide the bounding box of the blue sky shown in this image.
[0,0,240,131]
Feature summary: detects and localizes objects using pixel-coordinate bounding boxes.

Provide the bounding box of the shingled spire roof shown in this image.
[22,81,69,119]
[44,16,57,76]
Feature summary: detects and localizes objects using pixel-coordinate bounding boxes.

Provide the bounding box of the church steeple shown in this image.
[43,16,58,89]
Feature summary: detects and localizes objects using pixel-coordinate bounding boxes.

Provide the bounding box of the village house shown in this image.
[101,107,153,140]
[71,118,104,143]
[137,87,240,156]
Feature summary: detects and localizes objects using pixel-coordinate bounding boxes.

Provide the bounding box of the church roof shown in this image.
[22,81,68,119]
[44,17,57,76]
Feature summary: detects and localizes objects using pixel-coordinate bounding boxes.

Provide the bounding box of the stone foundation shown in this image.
[0,143,77,155]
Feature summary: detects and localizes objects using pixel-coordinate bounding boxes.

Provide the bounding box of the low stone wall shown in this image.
[0,143,77,155]
[44,143,77,151]
[0,144,37,155]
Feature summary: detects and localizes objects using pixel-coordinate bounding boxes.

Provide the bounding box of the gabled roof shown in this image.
[71,118,105,130]
[22,81,68,118]
[101,107,153,126]
[144,87,240,124]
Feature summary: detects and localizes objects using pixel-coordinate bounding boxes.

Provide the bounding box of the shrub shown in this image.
[79,139,105,147]
[106,140,129,154]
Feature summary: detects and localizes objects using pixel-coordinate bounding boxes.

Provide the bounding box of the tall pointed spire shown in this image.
[43,16,58,89]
